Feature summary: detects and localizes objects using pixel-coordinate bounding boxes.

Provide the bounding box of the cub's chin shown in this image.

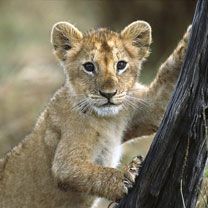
[92,105,123,117]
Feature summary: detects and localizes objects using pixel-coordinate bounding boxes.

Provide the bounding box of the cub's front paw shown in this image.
[113,155,143,202]
[106,156,143,202]
[123,155,143,188]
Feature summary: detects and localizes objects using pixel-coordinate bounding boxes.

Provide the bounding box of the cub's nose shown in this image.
[99,90,117,99]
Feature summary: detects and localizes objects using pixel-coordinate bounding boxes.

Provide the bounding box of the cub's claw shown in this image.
[123,155,143,190]
[123,178,133,189]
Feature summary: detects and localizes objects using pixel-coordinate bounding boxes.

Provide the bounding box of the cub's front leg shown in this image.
[52,135,142,202]
[124,26,191,141]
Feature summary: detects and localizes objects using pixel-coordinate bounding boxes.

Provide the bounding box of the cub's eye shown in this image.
[117,61,127,74]
[83,62,95,74]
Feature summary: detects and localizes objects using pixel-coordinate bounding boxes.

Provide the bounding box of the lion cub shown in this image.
[0,21,190,208]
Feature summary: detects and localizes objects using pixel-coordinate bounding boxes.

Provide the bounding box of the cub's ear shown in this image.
[51,21,83,61]
[121,21,152,58]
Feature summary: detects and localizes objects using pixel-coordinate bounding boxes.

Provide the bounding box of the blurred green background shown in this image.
[0,0,195,82]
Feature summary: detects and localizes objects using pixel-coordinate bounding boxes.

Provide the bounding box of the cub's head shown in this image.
[51,21,151,116]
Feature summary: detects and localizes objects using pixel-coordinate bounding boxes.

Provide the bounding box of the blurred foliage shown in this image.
[205,168,208,177]
[0,0,195,83]
[197,175,208,208]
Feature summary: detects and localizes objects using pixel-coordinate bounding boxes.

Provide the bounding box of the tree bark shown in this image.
[117,0,208,207]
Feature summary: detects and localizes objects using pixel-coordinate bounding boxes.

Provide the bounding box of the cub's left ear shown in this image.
[121,21,152,58]
[51,21,83,61]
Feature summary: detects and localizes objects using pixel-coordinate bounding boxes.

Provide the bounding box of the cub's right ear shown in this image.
[51,22,83,61]
[121,21,152,59]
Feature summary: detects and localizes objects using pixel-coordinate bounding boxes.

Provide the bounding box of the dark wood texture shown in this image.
[117,0,208,207]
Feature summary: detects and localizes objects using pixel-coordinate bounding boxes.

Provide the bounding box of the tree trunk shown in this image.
[117,0,208,207]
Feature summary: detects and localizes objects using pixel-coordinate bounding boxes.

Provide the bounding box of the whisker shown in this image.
[80,102,90,113]
[128,99,147,110]
[123,95,150,112]
[126,95,149,107]
[122,102,129,112]
[72,98,90,111]
[122,99,138,112]
[114,94,126,99]
[125,98,138,110]
[69,94,86,97]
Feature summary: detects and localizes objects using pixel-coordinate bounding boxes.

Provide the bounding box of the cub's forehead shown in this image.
[82,29,123,52]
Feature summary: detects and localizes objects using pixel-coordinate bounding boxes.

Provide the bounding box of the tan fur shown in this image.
[0,21,190,208]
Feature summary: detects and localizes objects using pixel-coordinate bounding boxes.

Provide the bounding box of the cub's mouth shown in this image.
[93,101,123,116]
[87,92,126,116]
[102,101,116,107]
